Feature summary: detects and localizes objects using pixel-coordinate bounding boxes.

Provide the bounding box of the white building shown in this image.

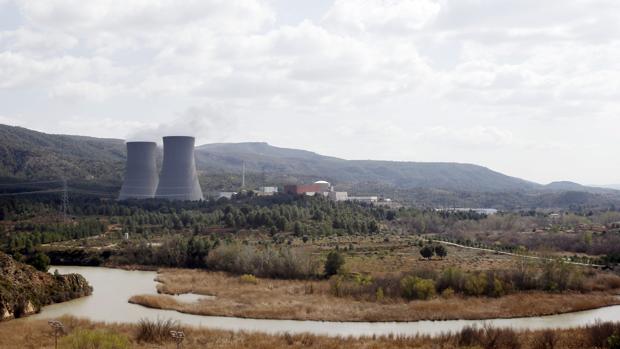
[216,191,237,199]
[258,186,278,193]
[348,196,379,203]
[256,186,278,196]
[329,191,349,201]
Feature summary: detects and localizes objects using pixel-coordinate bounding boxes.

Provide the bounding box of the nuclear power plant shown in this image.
[118,141,159,200]
[155,136,203,201]
[118,136,203,201]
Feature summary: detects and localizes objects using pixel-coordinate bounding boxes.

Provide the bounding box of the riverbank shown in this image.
[129,269,620,322]
[3,315,620,349]
[0,252,91,321]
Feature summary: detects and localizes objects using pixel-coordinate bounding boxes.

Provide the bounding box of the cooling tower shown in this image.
[155,136,203,201]
[118,142,159,200]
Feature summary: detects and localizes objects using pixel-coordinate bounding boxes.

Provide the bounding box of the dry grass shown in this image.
[127,269,620,322]
[1,316,619,349]
[342,241,518,275]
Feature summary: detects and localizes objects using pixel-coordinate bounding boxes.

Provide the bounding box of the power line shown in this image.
[61,179,69,222]
[0,189,65,197]
[0,180,64,187]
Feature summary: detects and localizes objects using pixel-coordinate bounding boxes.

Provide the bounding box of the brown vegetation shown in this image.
[0,252,91,320]
[2,316,620,349]
[128,269,620,322]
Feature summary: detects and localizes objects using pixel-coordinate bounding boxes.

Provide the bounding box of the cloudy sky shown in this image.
[0,0,619,185]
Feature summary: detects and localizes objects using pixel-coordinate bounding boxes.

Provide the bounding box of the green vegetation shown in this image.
[239,274,258,284]
[324,250,345,277]
[4,124,620,210]
[419,245,434,259]
[434,244,447,258]
[59,329,130,349]
[0,251,91,320]
[327,259,612,301]
[28,251,50,272]
[609,332,620,349]
[3,219,106,256]
[400,276,435,300]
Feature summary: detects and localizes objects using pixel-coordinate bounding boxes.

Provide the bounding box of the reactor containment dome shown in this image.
[118,141,159,200]
[155,136,204,201]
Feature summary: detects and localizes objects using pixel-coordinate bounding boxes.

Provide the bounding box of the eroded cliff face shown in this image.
[0,252,92,320]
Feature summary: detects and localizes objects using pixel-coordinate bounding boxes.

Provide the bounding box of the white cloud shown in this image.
[1,0,620,184]
[127,105,238,144]
[0,28,77,54]
[50,81,113,102]
[16,0,275,34]
[323,0,441,33]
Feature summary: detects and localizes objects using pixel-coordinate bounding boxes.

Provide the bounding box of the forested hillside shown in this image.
[0,124,619,209]
[0,125,125,182]
[196,142,541,192]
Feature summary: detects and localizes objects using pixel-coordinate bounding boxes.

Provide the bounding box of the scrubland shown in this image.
[2,316,620,349]
[128,267,620,322]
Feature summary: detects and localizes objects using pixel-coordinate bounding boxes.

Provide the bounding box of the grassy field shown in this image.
[2,316,620,349]
[127,268,620,322]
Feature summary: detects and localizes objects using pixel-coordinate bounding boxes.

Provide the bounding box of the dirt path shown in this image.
[431,239,605,268]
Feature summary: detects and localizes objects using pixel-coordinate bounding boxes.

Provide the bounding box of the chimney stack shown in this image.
[155,136,203,201]
[118,142,159,200]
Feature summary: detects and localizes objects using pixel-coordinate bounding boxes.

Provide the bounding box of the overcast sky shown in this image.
[0,0,619,185]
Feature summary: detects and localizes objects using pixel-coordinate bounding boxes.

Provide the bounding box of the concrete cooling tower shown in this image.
[118,142,159,200]
[155,136,203,201]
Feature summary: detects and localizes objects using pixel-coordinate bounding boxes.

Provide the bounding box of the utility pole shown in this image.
[61,178,68,222]
[241,161,246,189]
[48,320,64,349]
[170,330,185,349]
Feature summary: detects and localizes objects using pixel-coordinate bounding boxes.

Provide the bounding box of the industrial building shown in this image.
[118,141,159,200]
[348,196,379,203]
[284,180,331,195]
[328,191,348,201]
[119,136,204,201]
[284,180,350,201]
[256,186,278,196]
[155,136,203,201]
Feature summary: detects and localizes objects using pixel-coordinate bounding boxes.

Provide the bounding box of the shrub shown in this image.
[59,329,130,349]
[136,318,177,343]
[434,245,447,259]
[441,287,455,299]
[28,252,50,272]
[207,244,318,279]
[464,273,487,296]
[585,321,619,348]
[532,329,558,349]
[240,274,258,284]
[419,245,434,260]
[437,267,466,293]
[609,331,620,349]
[324,250,345,277]
[489,276,505,297]
[375,287,384,302]
[400,276,435,300]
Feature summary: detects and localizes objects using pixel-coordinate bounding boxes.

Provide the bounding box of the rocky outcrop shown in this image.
[0,252,92,320]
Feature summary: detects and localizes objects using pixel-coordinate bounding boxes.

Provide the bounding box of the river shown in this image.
[28,266,620,337]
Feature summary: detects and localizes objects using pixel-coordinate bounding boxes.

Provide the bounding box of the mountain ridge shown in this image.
[0,124,617,204]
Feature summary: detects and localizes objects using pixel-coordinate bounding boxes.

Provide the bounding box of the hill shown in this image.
[0,125,125,183]
[195,142,540,192]
[544,181,614,194]
[0,124,619,209]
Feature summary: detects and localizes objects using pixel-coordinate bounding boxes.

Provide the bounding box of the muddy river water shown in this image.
[28,266,620,337]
